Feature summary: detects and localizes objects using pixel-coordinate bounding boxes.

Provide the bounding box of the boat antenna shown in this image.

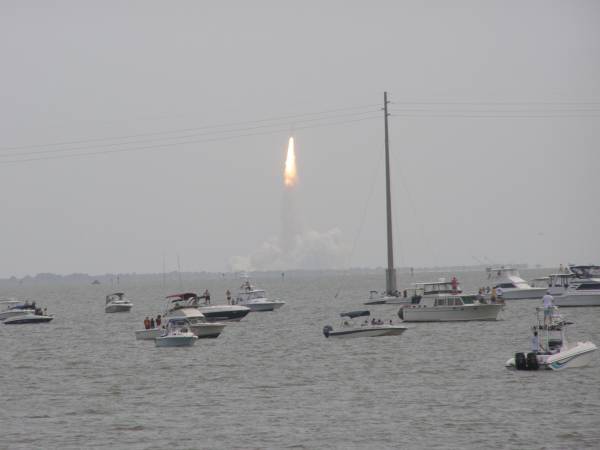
[177,253,182,290]
[384,91,397,295]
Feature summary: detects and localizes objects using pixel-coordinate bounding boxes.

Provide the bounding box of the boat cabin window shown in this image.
[453,298,463,306]
[462,297,474,305]
[498,283,516,289]
[577,283,600,290]
[435,298,446,306]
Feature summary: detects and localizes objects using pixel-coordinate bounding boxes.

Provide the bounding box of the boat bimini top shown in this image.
[340,310,370,319]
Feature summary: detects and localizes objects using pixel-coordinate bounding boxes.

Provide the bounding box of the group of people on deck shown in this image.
[476,286,505,303]
[143,315,162,330]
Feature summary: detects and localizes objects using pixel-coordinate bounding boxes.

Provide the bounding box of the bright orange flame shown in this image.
[284,136,297,188]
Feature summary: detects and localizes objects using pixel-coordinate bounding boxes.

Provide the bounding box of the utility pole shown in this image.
[384,91,397,295]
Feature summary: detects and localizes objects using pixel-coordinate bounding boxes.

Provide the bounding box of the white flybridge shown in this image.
[364,92,405,306]
[485,267,546,300]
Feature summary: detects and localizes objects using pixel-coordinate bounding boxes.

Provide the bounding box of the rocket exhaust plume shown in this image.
[228,135,348,271]
[284,137,298,188]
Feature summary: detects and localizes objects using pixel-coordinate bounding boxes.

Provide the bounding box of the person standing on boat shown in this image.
[451,276,458,294]
[203,289,211,304]
[531,330,540,354]
[144,317,150,330]
[156,315,162,327]
[150,317,155,329]
[490,287,497,303]
[542,293,554,326]
[226,289,232,304]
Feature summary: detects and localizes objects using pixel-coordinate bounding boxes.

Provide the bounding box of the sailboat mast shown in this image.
[384,91,397,295]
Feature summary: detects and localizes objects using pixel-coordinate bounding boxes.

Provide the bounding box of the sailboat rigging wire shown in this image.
[388,140,439,267]
[333,145,384,299]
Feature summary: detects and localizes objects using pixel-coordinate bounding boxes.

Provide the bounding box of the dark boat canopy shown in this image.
[340,310,370,318]
[569,265,600,279]
[166,293,198,301]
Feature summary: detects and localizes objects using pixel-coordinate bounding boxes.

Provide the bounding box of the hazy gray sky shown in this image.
[1,1,599,277]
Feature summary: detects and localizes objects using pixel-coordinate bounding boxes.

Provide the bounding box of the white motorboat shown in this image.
[485,267,546,300]
[105,292,133,313]
[155,319,197,347]
[398,294,503,322]
[164,293,226,338]
[547,265,600,307]
[323,310,407,338]
[0,300,35,321]
[506,307,597,370]
[4,312,53,324]
[234,280,285,312]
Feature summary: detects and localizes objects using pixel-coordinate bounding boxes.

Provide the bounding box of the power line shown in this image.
[0,114,381,166]
[0,108,381,159]
[0,102,380,151]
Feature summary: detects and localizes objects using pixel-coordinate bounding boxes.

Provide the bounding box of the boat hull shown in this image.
[155,335,197,347]
[400,304,502,322]
[105,304,133,313]
[499,288,547,300]
[197,305,251,322]
[506,342,597,370]
[553,293,600,307]
[241,301,285,312]
[136,323,225,340]
[364,296,411,305]
[0,309,35,321]
[325,325,407,338]
[4,315,53,324]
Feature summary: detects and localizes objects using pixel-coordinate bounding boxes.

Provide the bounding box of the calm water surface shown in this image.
[1,269,599,449]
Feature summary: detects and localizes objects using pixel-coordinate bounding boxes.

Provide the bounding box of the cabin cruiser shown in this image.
[3,304,53,324]
[155,319,197,347]
[546,265,600,307]
[506,307,596,370]
[162,291,250,321]
[485,267,547,300]
[365,279,462,305]
[105,292,133,313]
[323,310,407,338]
[398,294,503,322]
[0,300,35,321]
[234,280,285,312]
[164,294,226,338]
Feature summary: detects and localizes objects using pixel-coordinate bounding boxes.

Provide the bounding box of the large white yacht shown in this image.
[506,307,596,370]
[485,267,546,300]
[383,279,462,305]
[105,293,133,313]
[234,280,285,312]
[398,294,503,322]
[547,265,600,307]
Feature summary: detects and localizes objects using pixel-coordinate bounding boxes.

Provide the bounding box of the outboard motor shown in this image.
[515,352,527,370]
[397,307,404,320]
[322,325,333,338]
[526,352,539,370]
